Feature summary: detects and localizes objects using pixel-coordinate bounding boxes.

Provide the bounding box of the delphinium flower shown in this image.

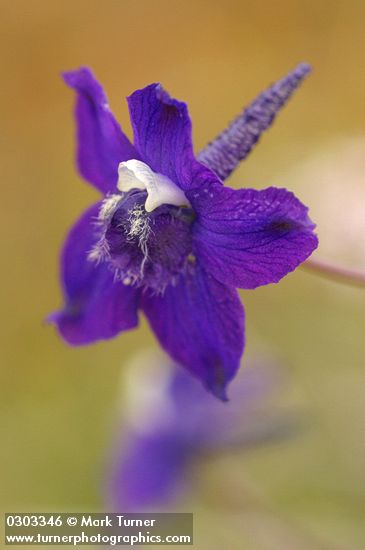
[51,64,317,399]
[106,354,296,512]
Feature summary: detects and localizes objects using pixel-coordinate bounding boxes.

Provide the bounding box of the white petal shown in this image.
[117,159,146,192]
[144,172,190,212]
[117,159,190,212]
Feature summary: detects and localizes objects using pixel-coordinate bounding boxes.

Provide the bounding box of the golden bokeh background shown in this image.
[1,1,365,548]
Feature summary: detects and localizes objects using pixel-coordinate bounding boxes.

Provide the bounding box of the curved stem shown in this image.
[204,472,351,550]
[302,258,365,288]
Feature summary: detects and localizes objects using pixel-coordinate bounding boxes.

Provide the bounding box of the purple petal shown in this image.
[127,83,217,191]
[51,203,140,344]
[197,63,311,180]
[63,67,138,194]
[188,184,318,289]
[108,431,190,511]
[142,265,245,400]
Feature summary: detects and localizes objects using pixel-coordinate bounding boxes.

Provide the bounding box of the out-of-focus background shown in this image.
[1,1,365,548]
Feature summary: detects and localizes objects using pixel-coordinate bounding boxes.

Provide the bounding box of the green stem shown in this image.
[302,258,365,288]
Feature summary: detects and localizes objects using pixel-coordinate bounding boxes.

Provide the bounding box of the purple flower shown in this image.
[106,357,295,511]
[51,65,317,399]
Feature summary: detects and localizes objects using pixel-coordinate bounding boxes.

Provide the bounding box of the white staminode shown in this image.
[117,159,190,212]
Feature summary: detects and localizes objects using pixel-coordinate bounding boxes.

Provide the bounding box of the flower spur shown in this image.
[51,64,317,400]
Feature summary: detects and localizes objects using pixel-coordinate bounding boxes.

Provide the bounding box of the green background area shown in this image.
[1,1,365,548]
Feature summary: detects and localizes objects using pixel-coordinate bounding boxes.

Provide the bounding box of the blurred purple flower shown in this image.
[106,357,296,511]
[51,65,317,399]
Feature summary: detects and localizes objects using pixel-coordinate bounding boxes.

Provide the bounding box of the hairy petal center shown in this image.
[90,191,194,293]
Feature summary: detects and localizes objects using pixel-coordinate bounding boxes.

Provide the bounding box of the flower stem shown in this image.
[205,472,350,550]
[302,258,365,288]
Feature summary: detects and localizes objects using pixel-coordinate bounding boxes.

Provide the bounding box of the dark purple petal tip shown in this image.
[127,82,211,192]
[191,184,318,290]
[51,203,140,345]
[62,67,137,193]
[142,265,245,400]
